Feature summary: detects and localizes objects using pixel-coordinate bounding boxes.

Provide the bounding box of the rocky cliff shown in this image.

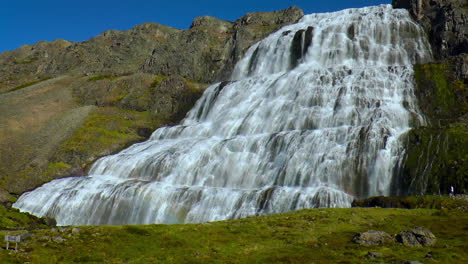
[391,0,467,195]
[0,7,304,202]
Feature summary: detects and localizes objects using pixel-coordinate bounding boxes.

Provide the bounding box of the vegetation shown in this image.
[0,204,466,263]
[400,123,468,195]
[0,205,50,231]
[4,77,53,93]
[13,57,38,65]
[353,195,468,209]
[87,75,118,82]
[398,62,467,195]
[413,63,466,121]
[53,107,162,169]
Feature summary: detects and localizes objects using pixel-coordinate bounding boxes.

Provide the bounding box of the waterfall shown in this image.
[14,5,432,225]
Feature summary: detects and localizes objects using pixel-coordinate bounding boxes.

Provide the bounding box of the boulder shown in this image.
[353,230,393,246]
[396,227,436,246]
[366,251,383,259]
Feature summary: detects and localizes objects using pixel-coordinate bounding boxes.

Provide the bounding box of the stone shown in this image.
[52,236,65,243]
[42,216,57,227]
[397,230,420,246]
[396,227,436,246]
[411,227,436,246]
[71,227,81,235]
[353,230,393,246]
[367,252,383,259]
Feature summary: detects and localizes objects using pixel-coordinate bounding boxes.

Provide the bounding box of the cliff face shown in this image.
[0,7,304,202]
[393,0,467,60]
[391,0,467,195]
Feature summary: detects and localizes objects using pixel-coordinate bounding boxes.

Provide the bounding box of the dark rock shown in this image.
[392,0,468,59]
[41,216,57,227]
[353,230,393,246]
[397,230,421,246]
[352,196,411,208]
[412,227,437,245]
[136,127,153,138]
[404,261,423,264]
[290,26,314,69]
[367,251,383,259]
[52,236,65,243]
[396,227,436,246]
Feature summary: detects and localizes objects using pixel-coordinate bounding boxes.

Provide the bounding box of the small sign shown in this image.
[5,235,21,242]
[5,233,29,250]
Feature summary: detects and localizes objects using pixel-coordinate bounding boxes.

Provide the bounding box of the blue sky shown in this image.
[0,0,390,53]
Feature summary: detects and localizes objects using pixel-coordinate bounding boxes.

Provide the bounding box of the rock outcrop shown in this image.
[353,230,393,246]
[396,227,436,246]
[0,7,304,201]
[391,0,467,195]
[393,0,467,59]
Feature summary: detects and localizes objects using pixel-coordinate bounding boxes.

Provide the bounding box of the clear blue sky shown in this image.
[0,0,391,53]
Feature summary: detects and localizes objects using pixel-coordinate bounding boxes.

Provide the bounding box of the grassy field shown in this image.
[0,198,467,264]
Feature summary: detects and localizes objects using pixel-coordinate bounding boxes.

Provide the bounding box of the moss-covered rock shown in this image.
[394,59,467,196]
[0,204,54,230]
[413,63,466,122]
[394,124,467,195]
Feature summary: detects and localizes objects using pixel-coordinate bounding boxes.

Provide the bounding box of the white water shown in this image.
[14,5,432,225]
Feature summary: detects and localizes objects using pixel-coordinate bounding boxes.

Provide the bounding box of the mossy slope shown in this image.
[396,62,467,195]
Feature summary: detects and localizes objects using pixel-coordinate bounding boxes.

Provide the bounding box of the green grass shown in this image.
[0,205,49,231]
[0,206,466,263]
[54,107,161,163]
[13,57,38,64]
[87,75,118,82]
[5,77,53,93]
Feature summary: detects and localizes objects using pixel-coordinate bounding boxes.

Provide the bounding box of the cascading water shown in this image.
[14,5,432,226]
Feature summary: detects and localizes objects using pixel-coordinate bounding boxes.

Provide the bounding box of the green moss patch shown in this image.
[414,63,465,121]
[13,57,39,65]
[0,205,50,231]
[4,77,53,93]
[53,107,162,169]
[87,74,118,82]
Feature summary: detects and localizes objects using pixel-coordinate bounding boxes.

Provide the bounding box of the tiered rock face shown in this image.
[391,0,467,195]
[0,7,304,202]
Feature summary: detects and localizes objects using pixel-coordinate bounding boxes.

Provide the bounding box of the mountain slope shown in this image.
[0,7,304,201]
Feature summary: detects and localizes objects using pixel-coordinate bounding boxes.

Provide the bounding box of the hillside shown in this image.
[0,7,304,202]
[1,196,467,263]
